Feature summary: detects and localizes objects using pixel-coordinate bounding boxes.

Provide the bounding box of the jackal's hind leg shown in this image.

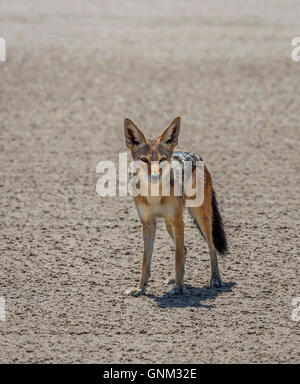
[208,246,224,288]
[188,206,224,288]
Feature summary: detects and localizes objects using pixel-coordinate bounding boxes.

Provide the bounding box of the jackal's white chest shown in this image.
[136,197,175,221]
[145,196,162,206]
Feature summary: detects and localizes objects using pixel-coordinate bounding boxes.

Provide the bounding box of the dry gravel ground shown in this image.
[0,0,299,363]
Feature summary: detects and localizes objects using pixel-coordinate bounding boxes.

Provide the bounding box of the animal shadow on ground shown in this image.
[146,282,235,309]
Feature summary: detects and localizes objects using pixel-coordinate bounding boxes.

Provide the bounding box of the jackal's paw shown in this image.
[124,287,145,296]
[164,277,175,286]
[210,276,225,288]
[169,285,188,295]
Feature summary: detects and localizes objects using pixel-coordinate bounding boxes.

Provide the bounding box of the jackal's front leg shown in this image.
[125,220,156,296]
[169,220,188,295]
[164,220,187,287]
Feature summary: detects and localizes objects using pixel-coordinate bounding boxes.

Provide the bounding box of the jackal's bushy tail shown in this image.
[212,190,228,255]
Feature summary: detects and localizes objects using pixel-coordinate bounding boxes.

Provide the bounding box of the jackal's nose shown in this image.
[149,162,161,183]
[150,174,160,183]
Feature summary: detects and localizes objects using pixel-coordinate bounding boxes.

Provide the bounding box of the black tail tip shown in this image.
[212,190,228,255]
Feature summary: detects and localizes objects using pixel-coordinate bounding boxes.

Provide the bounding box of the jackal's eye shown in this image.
[159,157,167,163]
[140,157,148,163]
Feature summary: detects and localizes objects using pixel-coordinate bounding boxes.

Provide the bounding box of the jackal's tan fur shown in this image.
[124,117,227,296]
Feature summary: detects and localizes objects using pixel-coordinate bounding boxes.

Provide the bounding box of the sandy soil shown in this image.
[0,0,299,363]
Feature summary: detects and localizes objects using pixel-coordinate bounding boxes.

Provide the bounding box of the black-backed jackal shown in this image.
[124,117,228,296]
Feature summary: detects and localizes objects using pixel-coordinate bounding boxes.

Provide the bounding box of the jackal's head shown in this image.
[124,117,180,184]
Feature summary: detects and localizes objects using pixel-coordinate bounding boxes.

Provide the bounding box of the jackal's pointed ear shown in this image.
[124,118,147,150]
[158,117,180,147]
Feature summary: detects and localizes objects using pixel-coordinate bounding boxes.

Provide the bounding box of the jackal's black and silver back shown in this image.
[172,151,228,256]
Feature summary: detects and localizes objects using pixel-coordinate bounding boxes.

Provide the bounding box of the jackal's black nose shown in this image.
[149,174,160,183]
